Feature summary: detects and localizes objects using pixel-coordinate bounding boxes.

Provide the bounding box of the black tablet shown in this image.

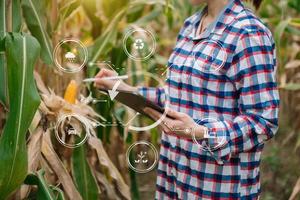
[99,89,174,120]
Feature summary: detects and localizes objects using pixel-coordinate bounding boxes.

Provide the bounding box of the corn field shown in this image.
[0,0,300,199]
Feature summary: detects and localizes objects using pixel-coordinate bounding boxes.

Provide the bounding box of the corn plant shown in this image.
[256,0,300,199]
[4,0,299,199]
[0,0,41,198]
[0,0,189,199]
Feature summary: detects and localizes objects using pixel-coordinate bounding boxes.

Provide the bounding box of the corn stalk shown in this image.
[0,33,41,199]
[0,0,180,199]
[0,0,8,107]
[22,0,53,65]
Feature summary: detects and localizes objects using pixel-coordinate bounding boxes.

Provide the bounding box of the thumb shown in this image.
[166,108,183,119]
[103,69,117,76]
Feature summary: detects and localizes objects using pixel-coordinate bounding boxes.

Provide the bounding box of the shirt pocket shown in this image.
[192,39,228,74]
[188,39,230,106]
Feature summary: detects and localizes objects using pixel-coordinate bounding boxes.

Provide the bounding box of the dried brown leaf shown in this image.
[289,177,300,200]
[285,60,300,69]
[29,111,42,134]
[20,126,44,199]
[88,136,130,200]
[34,71,50,96]
[94,171,120,200]
[41,130,83,200]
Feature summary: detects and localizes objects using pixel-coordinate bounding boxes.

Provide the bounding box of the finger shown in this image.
[144,108,174,131]
[144,108,183,136]
[161,118,178,132]
[166,108,185,119]
[95,69,105,78]
[94,78,112,86]
[94,80,108,89]
[144,107,163,121]
[160,124,175,135]
[95,69,116,78]
[102,69,117,76]
[161,124,171,133]
[94,78,110,89]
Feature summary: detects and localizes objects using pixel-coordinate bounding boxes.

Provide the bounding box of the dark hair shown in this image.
[252,0,263,9]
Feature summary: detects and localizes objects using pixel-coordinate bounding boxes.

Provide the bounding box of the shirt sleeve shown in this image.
[137,87,166,107]
[198,28,280,164]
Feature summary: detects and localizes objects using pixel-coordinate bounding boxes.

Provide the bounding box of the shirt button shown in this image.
[171,142,176,148]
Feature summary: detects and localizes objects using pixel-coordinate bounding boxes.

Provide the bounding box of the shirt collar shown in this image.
[190,0,245,40]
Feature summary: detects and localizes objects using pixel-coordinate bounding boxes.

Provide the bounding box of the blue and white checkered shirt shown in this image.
[139,0,279,199]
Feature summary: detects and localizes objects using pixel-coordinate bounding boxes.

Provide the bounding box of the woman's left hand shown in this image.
[144,107,206,139]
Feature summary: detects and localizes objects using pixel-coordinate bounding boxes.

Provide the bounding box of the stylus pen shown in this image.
[83,75,129,82]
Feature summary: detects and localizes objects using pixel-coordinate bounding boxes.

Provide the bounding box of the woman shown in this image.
[95,0,279,199]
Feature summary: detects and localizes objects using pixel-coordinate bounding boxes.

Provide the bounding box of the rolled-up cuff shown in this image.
[195,120,232,164]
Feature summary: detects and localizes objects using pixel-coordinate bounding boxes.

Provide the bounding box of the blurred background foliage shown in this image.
[0,0,300,199]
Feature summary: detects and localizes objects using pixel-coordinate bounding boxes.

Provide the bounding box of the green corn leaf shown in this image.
[12,0,22,32]
[102,0,129,19]
[50,186,65,200]
[0,0,5,38]
[274,18,290,73]
[88,0,172,68]
[0,0,8,107]
[0,0,6,50]
[288,0,300,13]
[0,32,41,199]
[25,170,65,200]
[22,0,53,65]
[130,0,174,8]
[88,8,123,65]
[72,144,99,200]
[281,83,300,91]
[129,157,140,200]
[165,0,174,28]
[54,0,82,31]
[25,171,55,200]
[87,26,118,79]
[274,19,290,47]
[89,28,118,67]
[0,52,7,108]
[82,0,103,38]
[289,18,300,27]
[134,8,161,25]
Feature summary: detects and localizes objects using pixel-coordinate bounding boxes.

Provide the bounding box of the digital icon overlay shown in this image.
[101,71,170,132]
[133,38,145,50]
[123,28,156,61]
[192,39,227,72]
[192,117,227,151]
[53,39,88,73]
[55,114,91,148]
[126,141,158,173]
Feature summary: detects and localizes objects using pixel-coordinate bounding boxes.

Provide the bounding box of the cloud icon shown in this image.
[65,52,76,59]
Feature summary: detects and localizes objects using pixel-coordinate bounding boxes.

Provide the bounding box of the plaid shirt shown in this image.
[139,0,279,199]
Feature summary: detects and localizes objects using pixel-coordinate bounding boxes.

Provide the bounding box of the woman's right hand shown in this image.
[94,69,136,91]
